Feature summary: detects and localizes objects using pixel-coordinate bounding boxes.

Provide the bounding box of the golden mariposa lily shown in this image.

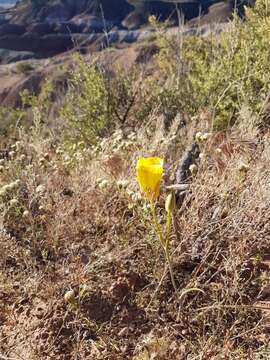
[136,157,163,201]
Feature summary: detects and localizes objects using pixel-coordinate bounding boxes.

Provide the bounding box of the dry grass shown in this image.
[0,110,269,360]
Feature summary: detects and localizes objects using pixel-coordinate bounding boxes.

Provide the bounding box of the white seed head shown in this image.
[98,180,109,189]
[195,132,203,141]
[117,180,129,189]
[199,152,205,160]
[36,184,46,195]
[19,154,26,161]
[10,198,19,206]
[216,148,222,154]
[22,210,30,217]
[201,133,211,141]
[189,164,198,174]
[64,290,76,305]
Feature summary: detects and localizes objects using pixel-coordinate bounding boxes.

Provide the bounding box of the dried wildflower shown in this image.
[238,161,250,172]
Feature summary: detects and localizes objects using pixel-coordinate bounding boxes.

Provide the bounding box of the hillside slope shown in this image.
[0,0,269,359]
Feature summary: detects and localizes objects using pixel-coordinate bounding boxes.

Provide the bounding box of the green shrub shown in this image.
[60,55,111,145]
[153,0,270,130]
[0,107,24,144]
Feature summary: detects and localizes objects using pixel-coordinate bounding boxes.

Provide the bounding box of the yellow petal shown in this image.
[136,157,163,201]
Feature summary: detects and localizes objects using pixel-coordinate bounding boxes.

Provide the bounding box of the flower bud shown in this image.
[64,290,76,305]
[165,192,176,213]
[189,164,198,174]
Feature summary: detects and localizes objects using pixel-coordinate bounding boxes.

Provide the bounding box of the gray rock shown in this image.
[0,23,25,36]
[27,22,55,35]
[0,48,38,64]
[52,21,80,34]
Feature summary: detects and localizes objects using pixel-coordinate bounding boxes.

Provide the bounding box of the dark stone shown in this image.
[52,21,80,34]
[40,33,74,52]
[0,23,25,36]
[27,22,54,35]
[36,3,71,23]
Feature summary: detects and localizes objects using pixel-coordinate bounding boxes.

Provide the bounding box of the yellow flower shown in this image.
[136,157,163,201]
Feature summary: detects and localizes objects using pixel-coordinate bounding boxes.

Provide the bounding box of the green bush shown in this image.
[60,56,111,145]
[0,107,24,144]
[153,0,270,130]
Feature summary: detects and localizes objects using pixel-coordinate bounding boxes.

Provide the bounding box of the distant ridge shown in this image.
[0,0,16,8]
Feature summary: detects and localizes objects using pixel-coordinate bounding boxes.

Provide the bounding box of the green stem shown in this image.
[165,208,172,249]
[150,200,165,247]
[165,208,177,292]
[150,201,177,292]
[164,247,177,292]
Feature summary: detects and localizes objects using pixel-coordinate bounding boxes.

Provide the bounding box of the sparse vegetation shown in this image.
[0,1,270,359]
